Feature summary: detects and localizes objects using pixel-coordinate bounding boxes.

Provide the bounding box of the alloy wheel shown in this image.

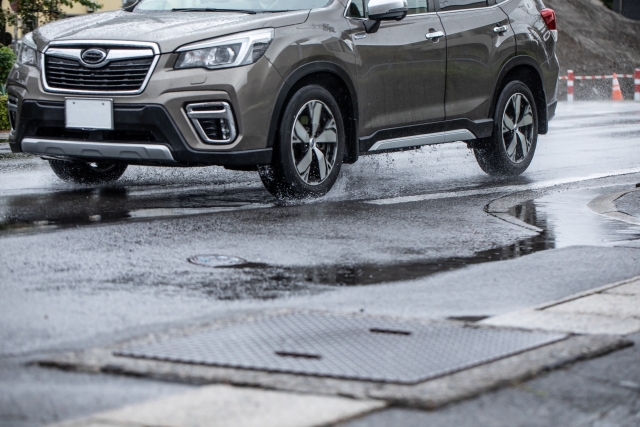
[501,93,534,164]
[290,100,338,186]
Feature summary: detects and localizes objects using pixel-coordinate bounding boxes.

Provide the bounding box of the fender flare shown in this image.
[266,61,359,161]
[490,55,549,134]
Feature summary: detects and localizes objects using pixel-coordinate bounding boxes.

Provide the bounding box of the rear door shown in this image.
[347,0,447,152]
[437,0,516,133]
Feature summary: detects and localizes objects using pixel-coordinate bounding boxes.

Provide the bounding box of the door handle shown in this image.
[426,31,444,40]
[494,25,509,34]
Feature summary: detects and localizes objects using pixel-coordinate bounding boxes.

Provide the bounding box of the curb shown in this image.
[588,187,640,226]
[481,275,640,336]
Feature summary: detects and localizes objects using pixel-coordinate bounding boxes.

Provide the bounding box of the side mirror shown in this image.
[364,0,408,34]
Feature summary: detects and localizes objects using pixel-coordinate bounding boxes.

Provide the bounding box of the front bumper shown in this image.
[10,100,272,166]
[7,51,283,166]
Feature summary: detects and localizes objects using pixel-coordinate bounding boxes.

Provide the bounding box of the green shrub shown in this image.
[0,95,10,131]
[601,0,613,9]
[0,46,16,84]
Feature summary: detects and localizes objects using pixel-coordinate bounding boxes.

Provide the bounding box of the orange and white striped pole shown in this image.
[635,68,640,102]
[567,70,574,102]
[612,73,623,101]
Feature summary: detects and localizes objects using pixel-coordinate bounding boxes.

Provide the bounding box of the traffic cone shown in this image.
[612,73,623,101]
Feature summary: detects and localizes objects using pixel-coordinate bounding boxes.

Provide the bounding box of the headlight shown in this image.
[174,29,274,70]
[17,32,39,68]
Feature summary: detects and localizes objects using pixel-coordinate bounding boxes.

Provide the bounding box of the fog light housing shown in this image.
[185,102,237,144]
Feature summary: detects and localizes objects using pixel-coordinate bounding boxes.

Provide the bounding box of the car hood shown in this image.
[33,10,310,53]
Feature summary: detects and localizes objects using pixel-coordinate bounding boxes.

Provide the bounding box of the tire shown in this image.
[474,81,539,176]
[259,85,345,199]
[48,160,128,184]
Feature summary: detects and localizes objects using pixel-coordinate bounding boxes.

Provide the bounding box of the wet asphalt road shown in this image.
[1,101,640,426]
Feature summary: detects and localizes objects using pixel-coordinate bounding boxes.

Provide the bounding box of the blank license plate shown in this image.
[65,98,113,130]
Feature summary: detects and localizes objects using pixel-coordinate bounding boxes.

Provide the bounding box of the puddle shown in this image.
[3,179,640,297]
[529,188,640,247]
[218,188,640,291]
[193,201,554,292]
[0,187,271,234]
[275,228,551,287]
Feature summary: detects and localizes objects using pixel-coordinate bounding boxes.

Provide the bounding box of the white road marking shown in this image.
[365,167,640,206]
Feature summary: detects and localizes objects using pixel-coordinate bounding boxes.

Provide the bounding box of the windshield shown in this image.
[136,0,331,12]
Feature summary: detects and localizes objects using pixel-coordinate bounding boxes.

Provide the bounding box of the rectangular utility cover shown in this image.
[115,312,567,384]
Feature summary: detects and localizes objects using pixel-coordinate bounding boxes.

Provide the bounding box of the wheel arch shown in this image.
[491,56,549,135]
[268,61,359,164]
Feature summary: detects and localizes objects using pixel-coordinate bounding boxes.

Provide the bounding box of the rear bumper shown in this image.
[10,100,272,167]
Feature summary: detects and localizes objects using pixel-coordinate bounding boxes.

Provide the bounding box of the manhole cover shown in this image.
[188,254,247,268]
[115,312,567,384]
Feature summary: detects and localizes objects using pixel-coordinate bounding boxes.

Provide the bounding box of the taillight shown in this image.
[540,8,556,31]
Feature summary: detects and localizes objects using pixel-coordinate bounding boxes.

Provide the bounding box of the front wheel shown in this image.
[474,81,538,176]
[259,85,345,199]
[49,160,127,184]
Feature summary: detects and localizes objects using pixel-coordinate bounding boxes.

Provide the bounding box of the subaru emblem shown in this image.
[81,48,107,65]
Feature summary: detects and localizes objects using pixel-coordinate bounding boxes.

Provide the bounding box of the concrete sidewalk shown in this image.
[47,277,640,427]
[43,277,640,427]
[50,385,385,427]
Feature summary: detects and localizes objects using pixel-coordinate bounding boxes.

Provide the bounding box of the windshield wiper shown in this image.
[171,8,256,14]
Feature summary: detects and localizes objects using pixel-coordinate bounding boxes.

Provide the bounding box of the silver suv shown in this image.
[7,0,559,198]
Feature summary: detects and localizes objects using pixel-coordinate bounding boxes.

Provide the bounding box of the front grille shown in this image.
[44,54,153,92]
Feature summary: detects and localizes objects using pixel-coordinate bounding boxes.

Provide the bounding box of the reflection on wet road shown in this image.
[1,103,639,235]
[0,103,639,287]
[0,186,272,233]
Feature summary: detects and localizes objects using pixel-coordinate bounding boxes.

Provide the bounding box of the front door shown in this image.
[346,0,447,152]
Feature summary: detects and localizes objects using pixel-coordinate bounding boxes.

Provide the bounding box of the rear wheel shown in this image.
[474,81,538,176]
[49,160,127,184]
[259,85,345,199]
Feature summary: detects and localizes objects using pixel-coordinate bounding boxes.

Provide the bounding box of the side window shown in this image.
[346,0,366,18]
[439,0,488,11]
[407,0,428,14]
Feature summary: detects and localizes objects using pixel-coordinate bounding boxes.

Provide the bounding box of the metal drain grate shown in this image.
[115,312,567,384]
